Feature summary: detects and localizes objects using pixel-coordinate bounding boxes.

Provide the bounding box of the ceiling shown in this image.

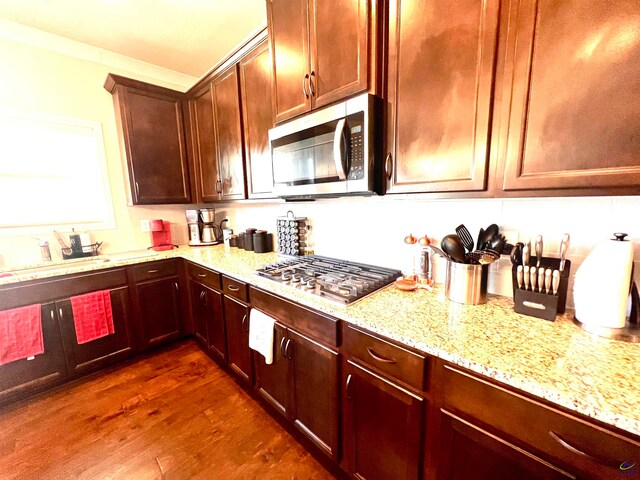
[0,0,267,78]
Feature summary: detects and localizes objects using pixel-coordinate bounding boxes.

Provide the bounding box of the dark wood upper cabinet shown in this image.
[385,0,500,194]
[188,83,221,202]
[239,40,276,198]
[212,65,247,200]
[104,74,191,204]
[267,0,378,123]
[497,0,640,192]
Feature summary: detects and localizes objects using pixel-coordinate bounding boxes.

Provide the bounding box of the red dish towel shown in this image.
[70,290,114,344]
[0,304,44,366]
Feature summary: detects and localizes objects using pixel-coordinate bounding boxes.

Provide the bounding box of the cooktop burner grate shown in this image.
[256,255,401,305]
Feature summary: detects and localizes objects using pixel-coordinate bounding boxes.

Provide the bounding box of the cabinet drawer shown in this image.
[187,262,221,290]
[131,260,178,282]
[443,365,640,479]
[343,325,426,391]
[222,275,249,302]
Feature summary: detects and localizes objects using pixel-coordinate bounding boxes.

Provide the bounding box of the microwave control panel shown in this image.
[349,124,364,180]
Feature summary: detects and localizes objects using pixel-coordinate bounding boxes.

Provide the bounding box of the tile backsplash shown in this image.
[217,195,640,309]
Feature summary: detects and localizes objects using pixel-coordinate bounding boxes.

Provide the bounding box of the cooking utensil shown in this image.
[476,228,485,252]
[530,266,537,292]
[455,225,475,253]
[523,266,530,290]
[535,235,543,268]
[516,265,524,289]
[479,224,499,250]
[489,234,507,255]
[559,233,570,272]
[522,240,531,266]
[53,230,70,249]
[441,234,466,263]
[510,242,524,266]
[466,250,500,265]
[428,245,450,260]
[552,270,560,295]
[538,268,545,293]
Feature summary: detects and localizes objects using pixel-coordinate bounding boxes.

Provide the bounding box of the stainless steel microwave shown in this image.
[269,94,379,198]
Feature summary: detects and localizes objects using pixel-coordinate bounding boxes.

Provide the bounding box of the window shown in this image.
[0,110,115,236]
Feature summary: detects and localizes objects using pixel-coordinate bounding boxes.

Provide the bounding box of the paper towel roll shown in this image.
[574,236,633,329]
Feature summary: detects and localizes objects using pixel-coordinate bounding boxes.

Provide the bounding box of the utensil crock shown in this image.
[445,260,488,305]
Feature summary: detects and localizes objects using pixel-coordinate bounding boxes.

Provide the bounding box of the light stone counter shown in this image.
[2,245,639,438]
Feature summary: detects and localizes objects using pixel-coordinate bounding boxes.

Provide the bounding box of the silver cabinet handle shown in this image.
[346,374,353,400]
[50,310,54,321]
[308,71,315,97]
[135,181,140,198]
[333,118,348,180]
[174,282,179,291]
[197,273,207,278]
[548,431,617,467]
[148,269,159,274]
[241,314,248,333]
[385,153,393,180]
[227,285,240,292]
[58,307,63,319]
[366,347,397,364]
[302,73,310,99]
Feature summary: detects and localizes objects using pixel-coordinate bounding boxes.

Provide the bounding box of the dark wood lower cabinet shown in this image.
[190,281,226,360]
[57,287,135,376]
[254,322,289,416]
[223,296,252,384]
[135,277,182,350]
[0,303,68,406]
[438,410,575,480]
[343,359,424,480]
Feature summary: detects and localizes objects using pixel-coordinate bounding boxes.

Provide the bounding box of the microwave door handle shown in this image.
[333,118,348,180]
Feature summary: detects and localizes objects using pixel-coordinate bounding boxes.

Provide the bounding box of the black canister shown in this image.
[265,233,273,253]
[237,232,245,250]
[244,228,257,251]
[229,235,238,248]
[253,230,269,253]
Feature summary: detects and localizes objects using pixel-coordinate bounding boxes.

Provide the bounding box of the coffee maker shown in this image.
[185,208,228,246]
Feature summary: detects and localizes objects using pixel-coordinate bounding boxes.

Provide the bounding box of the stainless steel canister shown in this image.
[444,261,488,305]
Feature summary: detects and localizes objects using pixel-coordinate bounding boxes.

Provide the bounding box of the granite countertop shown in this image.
[2,245,639,438]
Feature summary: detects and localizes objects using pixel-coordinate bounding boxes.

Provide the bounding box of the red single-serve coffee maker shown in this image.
[149,219,174,251]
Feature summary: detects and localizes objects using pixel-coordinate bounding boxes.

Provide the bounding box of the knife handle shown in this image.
[523,266,530,290]
[538,268,546,293]
[516,265,524,289]
[559,233,570,272]
[544,269,552,294]
[552,270,560,295]
[530,266,537,292]
[535,235,543,268]
[523,242,530,267]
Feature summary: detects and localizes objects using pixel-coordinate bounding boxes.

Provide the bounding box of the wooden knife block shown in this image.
[511,257,571,322]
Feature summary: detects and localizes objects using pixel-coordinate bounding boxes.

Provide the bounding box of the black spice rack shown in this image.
[61,242,103,260]
[511,256,571,321]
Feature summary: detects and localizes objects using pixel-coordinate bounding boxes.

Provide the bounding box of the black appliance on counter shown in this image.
[256,255,401,305]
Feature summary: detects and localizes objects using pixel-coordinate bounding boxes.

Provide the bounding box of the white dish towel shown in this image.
[248,308,276,365]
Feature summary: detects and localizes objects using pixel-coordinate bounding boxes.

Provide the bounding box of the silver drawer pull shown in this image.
[198,273,207,278]
[366,347,397,364]
[148,269,159,274]
[227,285,240,292]
[549,431,617,468]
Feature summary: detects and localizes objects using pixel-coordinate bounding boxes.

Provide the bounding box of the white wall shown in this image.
[217,195,640,308]
[0,21,198,268]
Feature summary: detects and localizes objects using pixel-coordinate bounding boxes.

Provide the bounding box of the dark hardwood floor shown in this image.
[0,341,335,479]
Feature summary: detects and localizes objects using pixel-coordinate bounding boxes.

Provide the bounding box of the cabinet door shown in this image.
[386,0,500,193]
[190,83,221,202]
[288,328,339,460]
[437,411,575,480]
[212,66,247,200]
[308,0,369,109]
[0,303,67,406]
[239,41,275,198]
[57,287,135,376]
[119,86,191,204]
[499,0,640,191]
[344,360,424,480]
[136,277,182,350]
[190,281,209,347]
[223,296,252,384]
[253,322,289,416]
[204,287,226,361]
[267,0,312,122]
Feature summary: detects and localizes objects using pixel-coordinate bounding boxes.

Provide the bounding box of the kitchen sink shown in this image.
[1,258,111,278]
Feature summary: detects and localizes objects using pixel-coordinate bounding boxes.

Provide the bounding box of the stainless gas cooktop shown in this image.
[256,255,401,305]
